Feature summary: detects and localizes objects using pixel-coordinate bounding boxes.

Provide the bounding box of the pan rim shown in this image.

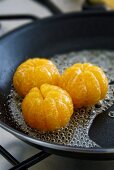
[1,121,114,156]
[0,10,114,44]
[1,10,114,158]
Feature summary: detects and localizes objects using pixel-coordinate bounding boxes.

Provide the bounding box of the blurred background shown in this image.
[0,0,114,36]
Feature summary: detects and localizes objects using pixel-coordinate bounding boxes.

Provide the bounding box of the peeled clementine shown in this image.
[59,63,108,108]
[13,58,60,97]
[22,84,73,131]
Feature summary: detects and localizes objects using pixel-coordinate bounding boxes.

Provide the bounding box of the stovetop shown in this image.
[0,0,114,170]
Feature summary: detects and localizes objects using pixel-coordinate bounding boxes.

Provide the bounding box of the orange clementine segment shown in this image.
[22,87,43,128]
[59,63,108,108]
[13,58,60,97]
[67,72,87,108]
[83,71,101,105]
[22,84,73,131]
[86,65,108,99]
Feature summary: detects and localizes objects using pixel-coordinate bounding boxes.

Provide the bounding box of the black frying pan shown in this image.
[0,3,114,160]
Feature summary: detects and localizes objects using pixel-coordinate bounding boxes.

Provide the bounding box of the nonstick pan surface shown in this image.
[0,11,114,160]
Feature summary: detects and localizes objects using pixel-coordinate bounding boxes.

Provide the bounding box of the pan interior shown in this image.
[6,50,114,148]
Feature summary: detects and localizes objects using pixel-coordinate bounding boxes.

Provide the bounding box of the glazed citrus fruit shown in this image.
[59,63,108,108]
[22,84,73,131]
[13,58,60,97]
